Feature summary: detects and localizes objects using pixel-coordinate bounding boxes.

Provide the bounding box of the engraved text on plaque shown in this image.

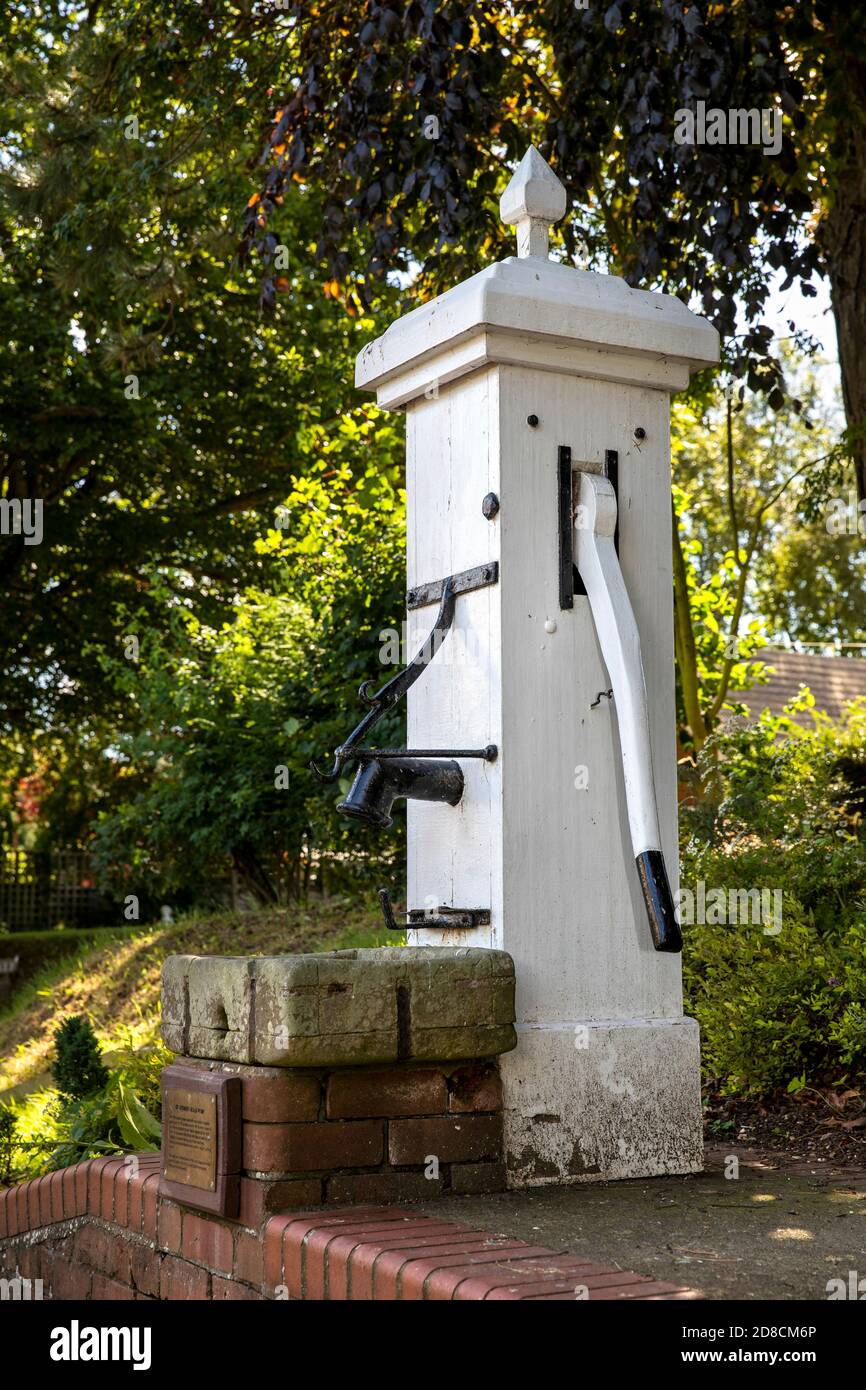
[163,1087,217,1191]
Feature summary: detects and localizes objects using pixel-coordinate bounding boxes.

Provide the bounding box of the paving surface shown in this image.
[416,1146,866,1300]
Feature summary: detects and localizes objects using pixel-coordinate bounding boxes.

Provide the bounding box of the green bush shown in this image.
[682,697,866,1095]
[6,1027,166,1181]
[52,1016,109,1099]
[684,912,866,1094]
[0,1106,16,1185]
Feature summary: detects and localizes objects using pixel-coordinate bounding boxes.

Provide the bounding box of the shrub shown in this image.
[0,1106,16,1185]
[684,911,866,1094]
[51,1016,109,1099]
[681,697,866,1095]
[7,1030,167,1181]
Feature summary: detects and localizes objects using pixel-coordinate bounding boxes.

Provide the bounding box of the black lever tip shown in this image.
[636,850,683,953]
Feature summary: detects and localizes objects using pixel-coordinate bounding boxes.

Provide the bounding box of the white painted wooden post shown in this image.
[356,146,719,1185]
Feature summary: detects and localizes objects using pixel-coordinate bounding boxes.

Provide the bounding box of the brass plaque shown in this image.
[162,1087,217,1192]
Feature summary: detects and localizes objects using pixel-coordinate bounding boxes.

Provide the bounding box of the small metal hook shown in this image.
[378,887,398,931]
[357,679,381,708]
[309,750,344,782]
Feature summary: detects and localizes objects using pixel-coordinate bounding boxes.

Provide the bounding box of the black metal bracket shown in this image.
[407,561,498,611]
[378,887,491,931]
[558,445,574,610]
[572,447,619,594]
[309,576,457,782]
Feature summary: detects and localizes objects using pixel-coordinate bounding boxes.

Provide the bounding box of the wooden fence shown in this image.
[0,849,117,932]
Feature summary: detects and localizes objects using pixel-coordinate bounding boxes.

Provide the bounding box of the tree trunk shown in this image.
[824,103,866,506]
[230,843,279,906]
[671,503,708,756]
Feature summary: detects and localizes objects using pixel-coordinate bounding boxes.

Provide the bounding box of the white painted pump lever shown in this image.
[574,472,682,953]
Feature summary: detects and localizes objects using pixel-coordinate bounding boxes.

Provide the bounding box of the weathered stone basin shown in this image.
[162,946,517,1067]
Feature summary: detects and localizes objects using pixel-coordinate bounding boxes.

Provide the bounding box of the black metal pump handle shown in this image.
[309,578,456,783]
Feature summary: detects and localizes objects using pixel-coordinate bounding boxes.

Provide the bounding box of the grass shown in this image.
[0,898,396,1105]
[0,925,146,991]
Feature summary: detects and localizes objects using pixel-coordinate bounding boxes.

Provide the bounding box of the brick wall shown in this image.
[0,1157,698,1301]
[0,1057,506,1301]
[0,1154,272,1301]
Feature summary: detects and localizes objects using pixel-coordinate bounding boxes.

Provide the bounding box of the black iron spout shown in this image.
[337,756,464,830]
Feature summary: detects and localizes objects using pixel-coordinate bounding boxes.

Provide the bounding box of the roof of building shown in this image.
[729,648,866,723]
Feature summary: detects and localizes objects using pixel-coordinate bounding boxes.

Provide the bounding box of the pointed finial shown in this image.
[499,146,567,259]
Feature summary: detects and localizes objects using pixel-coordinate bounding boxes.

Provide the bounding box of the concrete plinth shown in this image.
[500,1018,702,1186]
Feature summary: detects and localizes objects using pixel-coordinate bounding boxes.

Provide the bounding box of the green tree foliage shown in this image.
[92,436,406,903]
[0,723,133,849]
[671,356,864,753]
[0,1,400,740]
[758,527,866,651]
[254,2,866,499]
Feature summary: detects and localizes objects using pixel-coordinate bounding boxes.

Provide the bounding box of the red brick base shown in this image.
[0,1156,700,1300]
[167,1056,508,1212]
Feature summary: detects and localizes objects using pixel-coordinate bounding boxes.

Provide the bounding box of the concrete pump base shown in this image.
[500,1016,703,1186]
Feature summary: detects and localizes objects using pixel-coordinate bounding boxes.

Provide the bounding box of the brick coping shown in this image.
[0,1155,703,1301]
